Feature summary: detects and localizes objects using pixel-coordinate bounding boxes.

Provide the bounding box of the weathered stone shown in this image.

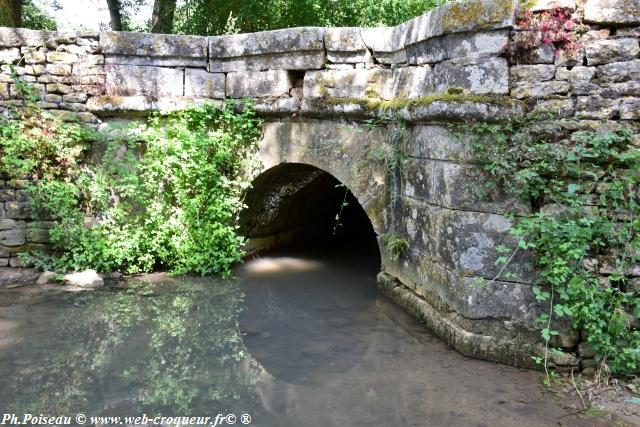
[63,269,104,288]
[555,66,596,81]
[434,57,509,95]
[44,94,62,103]
[531,0,576,11]
[511,80,571,99]
[405,125,473,162]
[585,38,640,66]
[403,159,528,214]
[0,219,16,230]
[575,96,620,119]
[45,63,72,76]
[0,228,25,246]
[0,28,76,48]
[62,93,88,103]
[23,50,46,64]
[46,83,71,94]
[46,51,79,64]
[0,48,20,64]
[601,80,640,97]
[584,0,640,24]
[184,69,225,99]
[37,74,63,83]
[101,31,208,67]
[578,341,597,358]
[227,70,293,98]
[597,59,640,83]
[209,28,325,71]
[529,98,575,118]
[391,67,435,98]
[401,0,517,47]
[324,27,370,63]
[360,27,406,64]
[36,271,56,285]
[105,65,183,97]
[554,45,584,67]
[621,97,640,119]
[212,51,326,72]
[618,27,640,37]
[24,64,45,75]
[303,69,394,100]
[510,64,556,82]
[407,30,508,65]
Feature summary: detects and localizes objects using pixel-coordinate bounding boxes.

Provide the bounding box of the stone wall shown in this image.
[0,0,639,369]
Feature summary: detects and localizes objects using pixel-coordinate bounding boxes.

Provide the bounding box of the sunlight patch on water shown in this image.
[243,257,324,274]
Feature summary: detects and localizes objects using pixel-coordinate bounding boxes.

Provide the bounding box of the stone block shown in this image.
[105,65,183,97]
[44,94,62,103]
[403,158,528,214]
[209,27,325,71]
[324,27,370,63]
[0,48,20,64]
[46,51,78,64]
[511,80,570,99]
[510,64,556,82]
[100,31,208,67]
[24,64,45,75]
[621,97,640,119]
[584,0,640,24]
[391,67,435,98]
[434,57,509,95]
[405,125,473,162]
[46,83,71,94]
[575,96,620,119]
[401,0,517,47]
[45,63,72,76]
[0,228,25,246]
[530,0,576,11]
[226,70,292,98]
[555,66,596,81]
[360,27,406,64]
[585,38,639,65]
[597,59,640,83]
[407,30,508,65]
[26,228,48,243]
[23,50,46,64]
[62,93,88,103]
[184,69,225,99]
[0,219,16,230]
[0,28,75,48]
[529,98,575,118]
[303,69,395,100]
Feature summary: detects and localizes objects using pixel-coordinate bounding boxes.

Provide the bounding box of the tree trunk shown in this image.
[151,0,177,34]
[0,0,22,27]
[105,0,123,31]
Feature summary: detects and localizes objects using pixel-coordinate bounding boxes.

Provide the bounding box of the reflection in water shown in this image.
[0,249,608,427]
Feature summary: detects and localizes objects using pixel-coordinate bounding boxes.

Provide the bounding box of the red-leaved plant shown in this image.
[505,6,582,63]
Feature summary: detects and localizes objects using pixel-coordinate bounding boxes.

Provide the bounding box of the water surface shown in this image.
[0,248,611,426]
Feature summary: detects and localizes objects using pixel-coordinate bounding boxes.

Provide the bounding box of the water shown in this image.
[0,247,610,426]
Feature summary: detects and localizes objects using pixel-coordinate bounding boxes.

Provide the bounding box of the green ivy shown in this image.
[1,101,262,277]
[463,116,640,376]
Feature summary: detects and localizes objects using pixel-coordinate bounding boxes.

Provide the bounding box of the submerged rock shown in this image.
[36,271,57,285]
[62,269,104,289]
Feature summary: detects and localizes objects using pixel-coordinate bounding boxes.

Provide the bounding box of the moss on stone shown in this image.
[318,93,516,111]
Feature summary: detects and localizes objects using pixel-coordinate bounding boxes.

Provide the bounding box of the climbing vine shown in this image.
[1,96,262,276]
[460,115,640,377]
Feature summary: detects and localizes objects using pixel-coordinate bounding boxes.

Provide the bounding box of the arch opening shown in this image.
[239,163,380,272]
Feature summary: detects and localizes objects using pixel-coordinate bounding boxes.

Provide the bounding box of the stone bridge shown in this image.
[1,0,639,369]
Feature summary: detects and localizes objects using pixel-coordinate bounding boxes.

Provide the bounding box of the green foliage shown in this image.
[21,0,58,30]
[1,101,262,277]
[382,234,409,261]
[465,117,640,376]
[173,0,454,35]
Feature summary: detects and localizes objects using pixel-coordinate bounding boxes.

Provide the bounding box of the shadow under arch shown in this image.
[239,162,381,270]
[236,162,383,385]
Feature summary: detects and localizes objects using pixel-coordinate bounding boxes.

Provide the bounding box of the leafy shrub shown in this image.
[464,117,640,376]
[1,101,262,277]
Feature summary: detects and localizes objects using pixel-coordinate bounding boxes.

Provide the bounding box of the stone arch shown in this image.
[239,161,381,265]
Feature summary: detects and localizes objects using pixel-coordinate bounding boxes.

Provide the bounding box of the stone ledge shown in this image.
[100,31,207,67]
